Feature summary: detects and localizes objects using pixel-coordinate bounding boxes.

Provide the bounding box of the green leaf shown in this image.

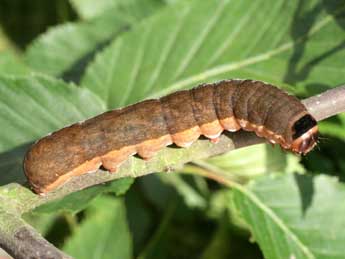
[25,0,166,77]
[233,173,345,259]
[137,201,177,259]
[319,115,345,139]
[81,0,345,110]
[125,185,155,253]
[63,196,132,259]
[0,51,31,76]
[34,178,133,213]
[203,144,304,182]
[158,173,207,209]
[0,75,105,153]
[25,16,128,77]
[23,212,60,236]
[70,0,165,20]
[70,0,118,19]
[201,218,232,259]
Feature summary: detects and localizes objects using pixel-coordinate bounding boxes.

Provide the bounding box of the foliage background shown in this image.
[0,0,345,258]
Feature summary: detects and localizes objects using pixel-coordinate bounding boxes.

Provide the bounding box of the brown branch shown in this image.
[0,85,344,259]
[0,211,72,259]
[302,84,345,121]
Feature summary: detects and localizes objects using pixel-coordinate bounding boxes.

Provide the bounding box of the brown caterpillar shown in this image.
[24,80,319,194]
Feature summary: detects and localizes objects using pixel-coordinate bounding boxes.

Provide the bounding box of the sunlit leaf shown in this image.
[233,173,345,259]
[70,0,118,19]
[70,0,165,20]
[204,144,304,182]
[82,0,345,110]
[25,0,167,77]
[0,75,105,153]
[0,51,30,76]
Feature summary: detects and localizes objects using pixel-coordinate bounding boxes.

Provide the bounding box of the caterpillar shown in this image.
[24,79,319,194]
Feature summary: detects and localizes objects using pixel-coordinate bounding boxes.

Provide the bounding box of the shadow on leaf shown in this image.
[0,142,32,186]
[284,0,345,95]
[293,173,314,216]
[61,25,130,84]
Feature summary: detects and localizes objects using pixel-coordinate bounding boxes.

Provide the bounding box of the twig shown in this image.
[0,210,72,259]
[302,84,345,121]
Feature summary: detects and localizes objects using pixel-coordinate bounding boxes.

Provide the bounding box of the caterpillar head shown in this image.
[291,114,319,155]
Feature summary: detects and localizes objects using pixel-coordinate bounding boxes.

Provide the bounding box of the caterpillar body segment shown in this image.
[24,80,318,194]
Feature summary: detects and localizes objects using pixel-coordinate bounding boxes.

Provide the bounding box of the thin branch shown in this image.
[0,211,72,259]
[0,85,344,259]
[302,84,345,121]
